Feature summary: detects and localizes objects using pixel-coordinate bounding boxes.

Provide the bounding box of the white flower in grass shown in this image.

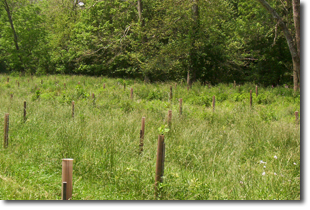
[240,181,243,184]
[274,172,277,176]
[264,166,266,168]
[294,162,297,165]
[260,160,267,164]
[274,155,277,159]
[262,172,266,176]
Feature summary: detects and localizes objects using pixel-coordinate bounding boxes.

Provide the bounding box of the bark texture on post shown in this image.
[169,86,173,102]
[212,96,215,112]
[72,101,75,119]
[155,135,165,199]
[295,111,299,124]
[62,159,73,200]
[130,88,133,99]
[140,117,145,153]
[256,86,258,97]
[168,110,172,128]
[293,0,300,80]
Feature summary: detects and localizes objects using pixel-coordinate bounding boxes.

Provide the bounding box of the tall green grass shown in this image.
[0,74,300,200]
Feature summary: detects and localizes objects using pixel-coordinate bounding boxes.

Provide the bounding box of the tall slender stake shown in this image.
[62,159,73,200]
[3,113,9,148]
[41,79,43,85]
[168,110,172,128]
[212,96,215,112]
[169,86,173,102]
[130,88,133,100]
[140,117,145,153]
[92,93,95,106]
[256,86,258,97]
[72,101,75,119]
[24,101,26,122]
[250,90,252,107]
[179,98,183,115]
[155,135,165,199]
[7,77,9,83]
[124,83,126,91]
[18,81,19,87]
[64,83,66,89]
[103,83,105,89]
[234,80,236,89]
[295,111,299,124]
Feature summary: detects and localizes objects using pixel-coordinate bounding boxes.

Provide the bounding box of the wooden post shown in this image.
[3,113,9,148]
[295,111,299,124]
[103,83,105,89]
[10,94,13,99]
[41,79,43,85]
[179,98,182,115]
[18,81,19,87]
[140,117,145,153]
[168,110,172,128]
[72,101,75,119]
[130,88,133,100]
[256,86,258,97]
[62,158,73,200]
[62,182,67,200]
[155,135,165,199]
[124,83,126,91]
[28,79,29,83]
[250,90,252,107]
[169,86,173,102]
[64,83,66,89]
[175,83,177,89]
[187,85,189,91]
[234,80,236,89]
[78,81,80,85]
[92,93,95,106]
[212,96,215,112]
[24,101,26,122]
[7,77,9,83]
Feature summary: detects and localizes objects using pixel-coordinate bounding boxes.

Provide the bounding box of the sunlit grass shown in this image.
[0,74,300,200]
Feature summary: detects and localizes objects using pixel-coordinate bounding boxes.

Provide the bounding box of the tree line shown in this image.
[0,0,300,90]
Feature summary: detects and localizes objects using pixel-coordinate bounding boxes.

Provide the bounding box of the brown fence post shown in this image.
[7,77,9,83]
[250,90,252,107]
[24,101,27,122]
[179,98,183,115]
[256,86,258,97]
[212,96,215,112]
[169,86,173,102]
[18,81,20,87]
[62,159,73,200]
[168,110,172,128]
[64,83,66,89]
[103,83,105,89]
[3,113,9,148]
[130,88,133,100]
[140,117,145,153]
[155,135,165,199]
[234,80,236,89]
[72,101,75,119]
[295,111,299,124]
[41,79,43,85]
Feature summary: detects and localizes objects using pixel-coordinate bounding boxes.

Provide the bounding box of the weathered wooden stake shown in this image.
[41,79,43,85]
[140,117,145,153]
[234,80,236,89]
[130,88,133,99]
[62,158,73,200]
[3,113,9,148]
[64,83,66,89]
[72,101,75,119]
[168,110,172,128]
[256,86,258,97]
[92,93,95,106]
[124,83,126,91]
[155,135,165,199]
[103,83,105,89]
[295,111,299,124]
[28,79,29,83]
[250,90,252,107]
[18,81,19,87]
[7,77,9,83]
[10,94,13,99]
[62,182,67,200]
[212,96,215,112]
[179,98,183,115]
[169,86,173,102]
[24,101,27,122]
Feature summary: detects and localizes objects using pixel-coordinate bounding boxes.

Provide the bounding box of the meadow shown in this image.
[0,74,300,200]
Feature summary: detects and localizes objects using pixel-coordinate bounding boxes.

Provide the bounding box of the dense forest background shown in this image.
[0,0,300,86]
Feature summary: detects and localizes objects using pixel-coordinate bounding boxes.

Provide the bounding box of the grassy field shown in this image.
[0,74,300,200]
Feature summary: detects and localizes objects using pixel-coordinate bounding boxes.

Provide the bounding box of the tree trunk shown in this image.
[2,0,25,73]
[256,0,299,91]
[188,0,199,85]
[292,0,300,81]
